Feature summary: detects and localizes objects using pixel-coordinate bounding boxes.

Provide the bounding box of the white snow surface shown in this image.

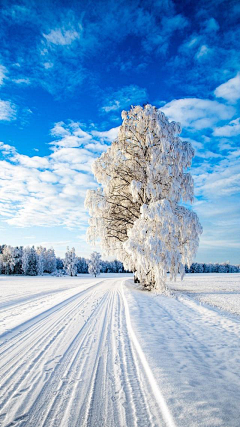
[0,273,240,427]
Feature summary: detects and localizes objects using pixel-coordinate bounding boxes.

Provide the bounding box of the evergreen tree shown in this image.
[27,247,38,276]
[13,247,23,274]
[22,247,30,275]
[76,257,88,273]
[56,257,64,270]
[36,247,45,276]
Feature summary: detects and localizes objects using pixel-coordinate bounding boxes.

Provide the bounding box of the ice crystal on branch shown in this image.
[85,104,202,292]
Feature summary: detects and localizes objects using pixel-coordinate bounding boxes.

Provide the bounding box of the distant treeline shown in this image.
[0,244,128,276]
[185,262,240,273]
[0,244,239,276]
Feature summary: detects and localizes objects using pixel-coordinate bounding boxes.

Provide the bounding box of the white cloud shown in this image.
[50,121,92,148]
[213,117,240,137]
[43,62,54,69]
[183,137,222,159]
[0,142,17,155]
[161,98,235,130]
[195,45,210,60]
[13,78,31,85]
[200,237,240,249]
[179,36,200,54]
[91,126,119,142]
[214,73,240,104]
[193,148,240,260]
[0,65,7,85]
[0,122,117,229]
[43,27,81,46]
[0,100,16,121]
[193,150,240,198]
[14,154,50,168]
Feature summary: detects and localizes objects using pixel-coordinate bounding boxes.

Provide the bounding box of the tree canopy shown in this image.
[85,104,202,292]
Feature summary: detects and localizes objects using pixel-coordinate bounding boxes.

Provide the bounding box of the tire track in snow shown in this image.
[40,291,113,427]
[116,288,156,427]
[0,278,177,427]
[124,284,240,427]
[0,283,104,406]
[0,280,105,344]
[121,282,177,427]
[0,284,108,426]
[11,290,110,427]
[41,288,122,427]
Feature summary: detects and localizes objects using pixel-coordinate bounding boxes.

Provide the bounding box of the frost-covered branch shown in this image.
[85,104,202,292]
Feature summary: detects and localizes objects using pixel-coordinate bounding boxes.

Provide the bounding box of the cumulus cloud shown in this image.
[183,137,222,159]
[50,121,92,148]
[91,127,119,142]
[192,146,240,260]
[161,98,235,130]
[214,73,240,104]
[0,100,16,121]
[0,122,118,228]
[194,149,240,198]
[213,117,240,137]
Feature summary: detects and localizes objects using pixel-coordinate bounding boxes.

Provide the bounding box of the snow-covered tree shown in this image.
[56,257,64,270]
[36,246,45,276]
[76,257,88,273]
[1,245,17,274]
[44,248,57,273]
[85,104,202,292]
[22,247,30,275]
[21,246,37,275]
[13,247,23,274]
[64,247,78,276]
[88,252,101,277]
[27,247,38,276]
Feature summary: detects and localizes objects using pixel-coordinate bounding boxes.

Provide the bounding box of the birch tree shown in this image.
[64,247,78,276]
[88,252,101,277]
[1,246,16,274]
[85,105,202,292]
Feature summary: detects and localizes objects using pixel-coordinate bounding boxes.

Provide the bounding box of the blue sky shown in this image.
[0,0,239,263]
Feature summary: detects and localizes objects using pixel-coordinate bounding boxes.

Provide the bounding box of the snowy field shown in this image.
[0,274,240,427]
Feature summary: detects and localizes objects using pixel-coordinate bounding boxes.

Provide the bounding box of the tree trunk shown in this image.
[134,273,140,283]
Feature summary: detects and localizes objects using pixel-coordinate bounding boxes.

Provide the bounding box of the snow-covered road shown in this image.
[0,275,240,427]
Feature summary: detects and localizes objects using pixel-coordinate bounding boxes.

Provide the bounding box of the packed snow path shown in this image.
[0,276,240,427]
